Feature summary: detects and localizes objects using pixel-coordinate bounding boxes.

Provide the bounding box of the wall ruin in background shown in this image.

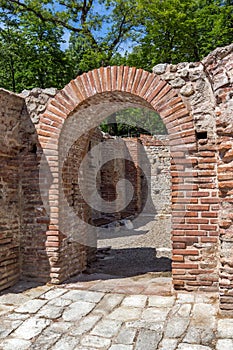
[0,44,233,313]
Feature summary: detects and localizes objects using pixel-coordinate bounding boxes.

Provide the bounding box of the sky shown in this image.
[58,0,134,54]
[0,0,136,54]
[58,1,107,50]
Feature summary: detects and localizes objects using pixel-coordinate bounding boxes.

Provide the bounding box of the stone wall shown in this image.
[0,88,60,290]
[0,89,24,290]
[152,43,233,301]
[139,134,172,256]
[93,134,171,225]
[19,88,58,281]
[203,45,233,313]
[1,87,171,291]
[152,57,219,291]
[0,45,233,313]
[98,135,127,222]
[139,134,171,216]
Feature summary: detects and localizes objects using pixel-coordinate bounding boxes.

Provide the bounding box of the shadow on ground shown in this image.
[1,248,171,294]
[0,280,46,295]
[68,247,172,283]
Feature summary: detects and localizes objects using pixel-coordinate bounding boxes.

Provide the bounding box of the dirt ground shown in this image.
[86,216,172,278]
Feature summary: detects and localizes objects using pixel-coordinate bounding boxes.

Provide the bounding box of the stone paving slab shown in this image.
[0,277,231,349]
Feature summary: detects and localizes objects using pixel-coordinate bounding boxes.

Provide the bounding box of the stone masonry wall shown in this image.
[0,86,173,290]
[98,135,127,222]
[153,57,219,291]
[0,46,233,313]
[93,134,172,257]
[19,88,57,281]
[139,134,171,216]
[0,88,58,290]
[0,89,24,291]
[140,134,172,255]
[58,128,103,282]
[122,137,143,217]
[20,87,104,282]
[21,76,199,287]
[203,44,233,313]
[152,44,233,300]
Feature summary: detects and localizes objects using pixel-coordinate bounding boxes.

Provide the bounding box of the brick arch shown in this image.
[40,66,198,286]
[42,67,195,145]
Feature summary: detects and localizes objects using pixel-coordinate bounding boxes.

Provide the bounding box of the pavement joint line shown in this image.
[0,278,231,350]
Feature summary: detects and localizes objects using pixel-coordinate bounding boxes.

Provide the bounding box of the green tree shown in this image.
[126,0,233,69]
[101,107,167,136]
[0,0,232,91]
[0,4,71,91]
[63,0,141,76]
[0,0,140,81]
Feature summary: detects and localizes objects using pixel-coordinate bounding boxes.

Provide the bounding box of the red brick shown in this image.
[173,224,199,230]
[87,70,98,93]
[81,72,93,97]
[173,269,186,274]
[186,204,210,211]
[172,184,198,191]
[200,224,218,231]
[172,230,185,236]
[172,236,198,244]
[45,241,60,247]
[135,70,150,94]
[173,256,185,262]
[139,73,156,96]
[172,263,198,269]
[72,76,88,99]
[199,157,216,164]
[201,198,219,204]
[162,104,187,119]
[131,68,143,93]
[185,230,207,236]
[116,66,124,91]
[173,249,199,255]
[91,69,102,93]
[126,66,137,92]
[149,81,171,103]
[198,151,216,157]
[173,280,185,286]
[173,243,186,249]
[186,218,209,224]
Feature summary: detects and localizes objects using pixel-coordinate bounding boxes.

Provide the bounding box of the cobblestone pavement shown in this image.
[0,274,232,350]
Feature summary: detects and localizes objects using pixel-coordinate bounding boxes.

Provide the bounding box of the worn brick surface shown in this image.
[1,45,233,311]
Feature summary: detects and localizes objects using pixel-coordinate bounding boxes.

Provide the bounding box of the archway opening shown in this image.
[41,66,198,290]
[59,95,172,283]
[90,107,172,279]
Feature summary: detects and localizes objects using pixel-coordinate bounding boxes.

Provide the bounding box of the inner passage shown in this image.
[87,107,172,277]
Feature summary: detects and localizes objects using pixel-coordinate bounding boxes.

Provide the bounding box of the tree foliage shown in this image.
[0,0,140,91]
[101,108,167,136]
[125,0,233,69]
[0,4,71,91]
[0,0,232,91]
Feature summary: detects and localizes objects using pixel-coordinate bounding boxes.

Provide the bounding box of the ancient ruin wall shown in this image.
[0,90,24,290]
[0,45,233,313]
[89,133,172,254]
[18,88,60,282]
[139,134,171,216]
[152,57,219,291]
[140,134,172,256]
[203,45,233,313]
[40,69,198,288]
[21,89,104,282]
